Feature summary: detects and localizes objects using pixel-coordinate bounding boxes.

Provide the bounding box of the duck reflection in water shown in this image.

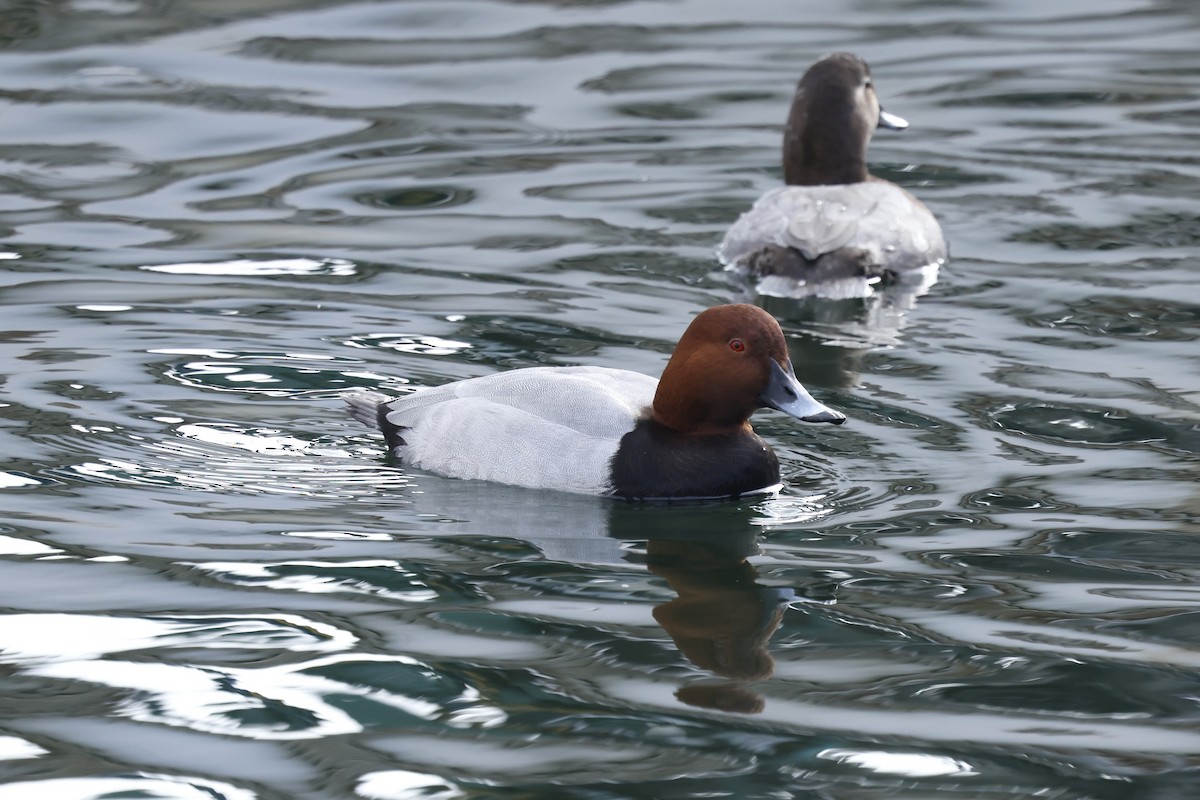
[398,480,834,714]
[612,504,835,714]
[643,535,785,713]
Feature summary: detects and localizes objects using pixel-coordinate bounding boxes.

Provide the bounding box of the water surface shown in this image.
[2,0,1199,798]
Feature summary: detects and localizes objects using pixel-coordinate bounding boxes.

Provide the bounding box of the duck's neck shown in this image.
[651,406,752,438]
[652,364,755,437]
[782,109,870,186]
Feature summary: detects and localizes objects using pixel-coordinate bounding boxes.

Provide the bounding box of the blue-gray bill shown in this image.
[878,108,909,130]
[759,359,846,424]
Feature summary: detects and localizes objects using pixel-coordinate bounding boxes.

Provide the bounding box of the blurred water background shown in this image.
[1,0,1199,798]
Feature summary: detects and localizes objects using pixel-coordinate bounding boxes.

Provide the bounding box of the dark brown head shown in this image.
[782,52,908,186]
[653,304,844,435]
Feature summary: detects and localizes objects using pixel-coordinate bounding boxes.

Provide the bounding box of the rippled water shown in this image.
[1,0,1199,797]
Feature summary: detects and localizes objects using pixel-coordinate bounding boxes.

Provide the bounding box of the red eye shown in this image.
[729,339,745,352]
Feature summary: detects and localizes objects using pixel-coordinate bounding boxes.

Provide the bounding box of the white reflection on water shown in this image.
[29,652,505,740]
[365,731,742,787]
[36,659,368,739]
[891,606,1200,670]
[67,455,405,496]
[178,423,313,455]
[0,735,47,762]
[151,349,345,362]
[0,613,354,664]
[612,677,1200,754]
[0,471,40,489]
[0,773,257,800]
[194,559,439,601]
[343,332,473,356]
[357,770,464,800]
[280,529,394,541]
[751,489,839,527]
[140,258,356,276]
[62,422,410,497]
[816,748,978,778]
[0,534,57,556]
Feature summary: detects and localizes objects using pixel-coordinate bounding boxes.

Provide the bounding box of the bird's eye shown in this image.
[729,339,746,352]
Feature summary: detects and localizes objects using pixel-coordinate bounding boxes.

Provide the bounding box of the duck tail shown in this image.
[343,391,392,430]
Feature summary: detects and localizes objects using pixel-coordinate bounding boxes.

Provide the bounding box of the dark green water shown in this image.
[1,0,1199,798]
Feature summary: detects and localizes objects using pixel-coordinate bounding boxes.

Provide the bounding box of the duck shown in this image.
[345,303,844,500]
[718,52,946,298]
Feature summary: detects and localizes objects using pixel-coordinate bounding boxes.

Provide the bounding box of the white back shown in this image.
[381,366,658,495]
[718,182,946,272]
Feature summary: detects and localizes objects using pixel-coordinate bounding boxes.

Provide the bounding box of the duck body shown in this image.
[349,366,656,496]
[346,304,844,500]
[719,180,944,297]
[719,52,946,298]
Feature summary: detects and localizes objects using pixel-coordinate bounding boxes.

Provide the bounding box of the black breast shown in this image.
[609,418,781,500]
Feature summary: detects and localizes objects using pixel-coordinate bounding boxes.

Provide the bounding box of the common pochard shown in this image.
[345,304,844,499]
[718,52,947,298]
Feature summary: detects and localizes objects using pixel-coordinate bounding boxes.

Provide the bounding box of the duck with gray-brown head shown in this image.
[719,52,947,299]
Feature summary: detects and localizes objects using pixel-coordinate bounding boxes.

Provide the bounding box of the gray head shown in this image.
[782,52,908,186]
